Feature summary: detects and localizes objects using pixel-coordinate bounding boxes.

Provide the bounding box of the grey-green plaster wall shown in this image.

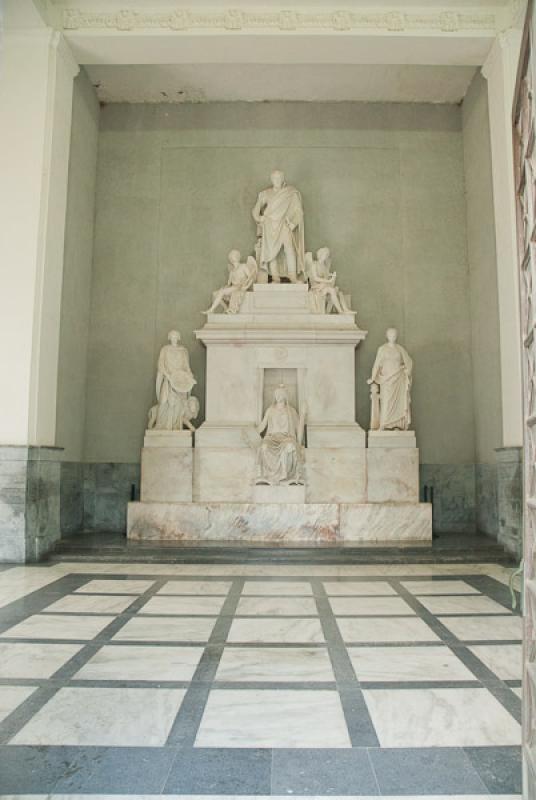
[56,69,99,462]
[462,72,502,465]
[84,101,475,466]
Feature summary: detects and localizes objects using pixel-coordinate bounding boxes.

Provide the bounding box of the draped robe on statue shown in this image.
[155,344,197,430]
[255,185,305,278]
[257,401,303,485]
[370,343,413,430]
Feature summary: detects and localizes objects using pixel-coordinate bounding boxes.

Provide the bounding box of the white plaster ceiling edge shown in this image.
[62,6,502,34]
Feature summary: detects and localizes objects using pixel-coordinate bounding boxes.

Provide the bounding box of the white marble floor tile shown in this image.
[401,579,480,595]
[228,617,325,644]
[0,642,82,679]
[322,581,397,596]
[113,616,216,643]
[215,646,334,682]
[242,581,313,595]
[417,595,510,615]
[0,685,37,723]
[363,687,521,747]
[157,580,232,595]
[139,596,225,616]
[74,644,204,681]
[75,580,154,595]
[468,644,522,680]
[337,616,440,643]
[349,645,475,682]
[11,686,186,746]
[329,597,415,616]
[439,615,523,641]
[1,614,116,641]
[196,689,350,747]
[235,596,318,616]
[44,594,136,614]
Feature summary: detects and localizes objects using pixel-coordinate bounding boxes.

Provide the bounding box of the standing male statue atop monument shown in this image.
[252,169,305,283]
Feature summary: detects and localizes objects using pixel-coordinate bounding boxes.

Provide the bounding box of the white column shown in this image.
[0,29,79,446]
[482,29,524,448]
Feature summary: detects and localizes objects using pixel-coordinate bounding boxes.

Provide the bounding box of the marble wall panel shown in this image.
[419,463,476,534]
[495,447,523,559]
[0,446,62,563]
[60,462,84,535]
[475,462,499,539]
[83,462,140,533]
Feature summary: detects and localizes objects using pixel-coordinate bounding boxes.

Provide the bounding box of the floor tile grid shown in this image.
[310,578,380,748]
[391,579,522,724]
[0,577,170,745]
[0,570,524,796]
[164,577,246,748]
[0,574,107,632]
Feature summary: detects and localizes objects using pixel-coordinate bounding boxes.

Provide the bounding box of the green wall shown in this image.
[56,69,99,462]
[79,100,479,465]
[462,73,503,464]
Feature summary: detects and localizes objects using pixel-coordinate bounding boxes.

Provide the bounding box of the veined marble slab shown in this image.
[127,501,432,544]
[339,503,432,542]
[128,501,339,543]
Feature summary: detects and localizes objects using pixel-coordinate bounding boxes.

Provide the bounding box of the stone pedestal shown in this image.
[141,431,193,503]
[367,430,419,503]
[127,500,431,544]
[368,430,417,448]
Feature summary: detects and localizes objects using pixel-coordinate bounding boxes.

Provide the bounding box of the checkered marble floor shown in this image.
[0,561,522,797]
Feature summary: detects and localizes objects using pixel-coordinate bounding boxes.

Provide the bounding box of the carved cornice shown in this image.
[62,7,498,34]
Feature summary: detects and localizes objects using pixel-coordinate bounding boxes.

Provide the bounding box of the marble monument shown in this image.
[129,171,431,543]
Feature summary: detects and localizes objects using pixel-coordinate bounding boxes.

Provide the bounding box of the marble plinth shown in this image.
[340,503,431,542]
[366,448,419,503]
[143,430,193,448]
[141,447,193,503]
[127,501,432,544]
[368,430,417,448]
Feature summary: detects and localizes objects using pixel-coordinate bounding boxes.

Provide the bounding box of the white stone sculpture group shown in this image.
[147,171,414,487]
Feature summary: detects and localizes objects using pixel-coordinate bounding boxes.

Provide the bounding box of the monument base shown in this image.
[127,501,432,544]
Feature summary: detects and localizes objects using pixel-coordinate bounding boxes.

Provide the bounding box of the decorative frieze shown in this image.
[62,7,498,34]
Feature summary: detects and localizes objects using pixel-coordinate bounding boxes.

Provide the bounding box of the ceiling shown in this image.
[87,63,478,104]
